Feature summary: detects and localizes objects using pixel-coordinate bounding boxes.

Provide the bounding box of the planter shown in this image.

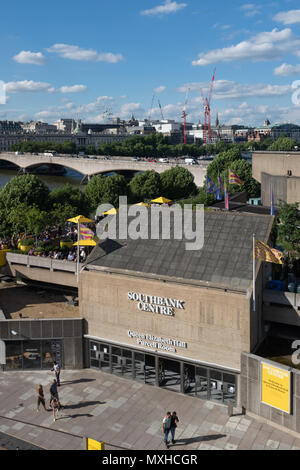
[0,249,10,266]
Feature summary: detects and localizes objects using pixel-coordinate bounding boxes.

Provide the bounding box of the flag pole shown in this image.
[77,221,80,280]
[253,233,256,312]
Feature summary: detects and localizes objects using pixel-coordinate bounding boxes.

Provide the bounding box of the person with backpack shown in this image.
[162,411,172,449]
[170,411,179,445]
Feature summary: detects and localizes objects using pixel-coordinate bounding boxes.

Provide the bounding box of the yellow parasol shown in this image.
[103,208,118,215]
[135,202,150,207]
[73,239,97,246]
[151,197,172,204]
[67,215,93,224]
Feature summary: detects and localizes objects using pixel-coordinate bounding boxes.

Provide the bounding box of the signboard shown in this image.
[128,292,184,317]
[128,330,187,353]
[261,362,291,414]
[85,438,105,450]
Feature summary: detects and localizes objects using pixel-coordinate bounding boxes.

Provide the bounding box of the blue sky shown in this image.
[1,0,300,126]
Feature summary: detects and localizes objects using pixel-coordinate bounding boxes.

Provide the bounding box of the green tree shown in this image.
[85,174,128,210]
[268,136,298,151]
[49,183,88,215]
[160,166,197,200]
[0,174,50,211]
[277,201,300,253]
[229,159,261,198]
[129,170,161,202]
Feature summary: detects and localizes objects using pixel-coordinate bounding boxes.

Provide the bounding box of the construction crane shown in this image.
[199,67,216,145]
[148,94,156,122]
[157,98,164,120]
[182,87,190,145]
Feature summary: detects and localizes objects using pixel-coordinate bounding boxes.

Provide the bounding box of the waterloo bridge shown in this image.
[0,152,209,187]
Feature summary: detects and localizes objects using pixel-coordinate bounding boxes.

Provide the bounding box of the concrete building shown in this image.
[53,118,76,133]
[78,210,273,405]
[252,150,300,206]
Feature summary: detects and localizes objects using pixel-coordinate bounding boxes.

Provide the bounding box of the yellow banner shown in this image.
[254,239,283,264]
[261,363,291,414]
[87,438,105,450]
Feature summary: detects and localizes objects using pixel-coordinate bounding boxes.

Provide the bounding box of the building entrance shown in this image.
[88,339,237,405]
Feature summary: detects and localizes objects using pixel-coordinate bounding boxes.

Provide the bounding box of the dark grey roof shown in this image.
[86,210,273,291]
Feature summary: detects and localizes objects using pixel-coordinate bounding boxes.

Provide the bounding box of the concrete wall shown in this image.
[79,269,253,372]
[0,318,85,369]
[6,253,80,288]
[241,352,300,433]
[253,151,300,205]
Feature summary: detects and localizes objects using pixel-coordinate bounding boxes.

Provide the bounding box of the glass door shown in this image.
[195,367,208,400]
[145,354,156,386]
[158,358,181,392]
[134,352,145,382]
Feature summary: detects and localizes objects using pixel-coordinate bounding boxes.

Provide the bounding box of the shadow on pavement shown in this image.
[62,401,105,410]
[171,433,227,446]
[56,413,94,420]
[61,378,96,385]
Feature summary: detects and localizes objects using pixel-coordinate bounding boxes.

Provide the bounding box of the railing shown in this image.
[6,252,83,274]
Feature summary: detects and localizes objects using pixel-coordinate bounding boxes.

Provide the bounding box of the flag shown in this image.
[218,174,223,193]
[206,176,222,199]
[224,179,229,210]
[229,170,243,186]
[270,184,275,216]
[79,223,94,240]
[254,239,283,264]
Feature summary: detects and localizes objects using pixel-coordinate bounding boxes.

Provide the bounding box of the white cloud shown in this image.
[273,9,300,25]
[154,85,166,94]
[274,62,300,76]
[178,79,292,100]
[141,0,187,16]
[192,28,300,66]
[47,44,124,63]
[119,102,144,118]
[4,80,54,93]
[59,85,87,93]
[13,50,46,65]
[240,3,261,17]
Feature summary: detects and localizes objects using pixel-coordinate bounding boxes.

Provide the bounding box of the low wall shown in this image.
[6,253,82,288]
[241,352,300,433]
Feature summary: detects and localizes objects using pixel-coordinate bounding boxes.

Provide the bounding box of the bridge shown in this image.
[0,152,209,187]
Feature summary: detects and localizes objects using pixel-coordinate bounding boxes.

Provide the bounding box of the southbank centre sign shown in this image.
[128,292,184,317]
[261,362,291,414]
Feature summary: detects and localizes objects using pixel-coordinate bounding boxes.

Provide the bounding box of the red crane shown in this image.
[200,67,216,145]
[182,87,190,145]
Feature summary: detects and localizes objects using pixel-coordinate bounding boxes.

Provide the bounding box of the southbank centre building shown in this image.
[79,209,274,406]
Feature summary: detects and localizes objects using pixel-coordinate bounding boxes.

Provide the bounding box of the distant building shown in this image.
[53,118,76,133]
[22,121,57,133]
[0,120,23,134]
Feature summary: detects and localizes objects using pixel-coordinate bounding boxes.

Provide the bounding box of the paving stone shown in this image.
[266,439,280,449]
[225,442,238,450]
[278,443,291,450]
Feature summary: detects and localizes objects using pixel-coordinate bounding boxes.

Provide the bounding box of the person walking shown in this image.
[49,379,63,410]
[36,384,48,412]
[50,395,59,422]
[162,411,172,449]
[170,411,179,445]
[52,361,61,386]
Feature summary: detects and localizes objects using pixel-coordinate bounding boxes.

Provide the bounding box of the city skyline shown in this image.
[1,0,300,126]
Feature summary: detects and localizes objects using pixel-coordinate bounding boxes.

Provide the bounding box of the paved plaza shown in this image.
[0,368,300,451]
